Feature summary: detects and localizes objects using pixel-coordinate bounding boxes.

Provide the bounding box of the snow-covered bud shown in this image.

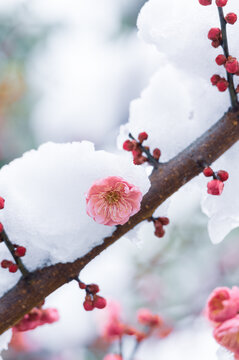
[9,264,18,273]
[199,0,212,5]
[207,179,224,195]
[208,28,221,41]
[210,74,221,85]
[0,197,5,209]
[203,167,214,177]
[215,54,227,66]
[217,170,229,182]
[138,132,148,143]
[216,0,228,6]
[15,246,26,257]
[216,79,229,92]
[225,57,239,74]
[225,13,237,24]
[93,295,107,309]
[123,140,134,151]
[153,148,161,161]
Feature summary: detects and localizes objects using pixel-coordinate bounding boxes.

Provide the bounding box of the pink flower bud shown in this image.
[216,79,229,92]
[206,287,239,323]
[207,179,224,195]
[203,167,214,177]
[103,354,122,360]
[225,57,239,74]
[217,170,229,182]
[208,28,221,41]
[94,296,107,309]
[0,197,5,209]
[138,132,148,143]
[215,54,227,66]
[123,140,134,151]
[210,74,221,86]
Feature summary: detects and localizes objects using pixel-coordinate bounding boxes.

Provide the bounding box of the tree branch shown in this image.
[0,109,238,334]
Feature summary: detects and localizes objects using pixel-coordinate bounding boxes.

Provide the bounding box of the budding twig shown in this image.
[128,133,159,169]
[217,6,239,110]
[0,230,29,278]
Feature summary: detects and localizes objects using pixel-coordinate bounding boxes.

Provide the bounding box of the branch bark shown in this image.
[0,109,239,334]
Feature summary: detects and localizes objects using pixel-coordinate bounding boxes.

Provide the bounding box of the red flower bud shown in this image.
[0,197,5,210]
[225,57,239,74]
[15,246,26,257]
[78,281,86,289]
[123,140,134,151]
[225,13,237,24]
[86,284,100,294]
[138,132,148,143]
[210,74,221,86]
[203,167,214,177]
[93,295,107,309]
[1,260,12,269]
[207,179,224,195]
[216,0,228,6]
[83,300,94,311]
[217,170,229,182]
[215,54,227,66]
[158,217,170,226]
[199,0,212,5]
[216,79,229,92]
[153,148,161,161]
[0,223,3,233]
[9,264,18,273]
[211,40,221,48]
[208,28,221,41]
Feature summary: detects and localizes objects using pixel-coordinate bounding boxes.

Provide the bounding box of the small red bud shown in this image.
[208,28,221,41]
[15,246,26,257]
[211,40,221,48]
[155,228,165,238]
[123,140,134,151]
[93,296,107,309]
[216,79,229,92]
[1,260,12,269]
[153,148,161,161]
[83,300,94,311]
[225,13,237,25]
[210,74,221,86]
[159,217,170,226]
[138,132,148,143]
[216,0,228,6]
[9,264,18,273]
[198,0,212,5]
[225,57,239,74]
[217,170,229,182]
[0,197,5,210]
[207,179,224,195]
[78,281,86,289]
[86,284,100,294]
[133,155,147,165]
[0,223,3,233]
[203,167,214,177]
[215,54,227,66]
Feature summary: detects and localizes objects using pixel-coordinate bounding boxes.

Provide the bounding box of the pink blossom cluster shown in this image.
[86,176,142,226]
[206,287,239,358]
[13,307,59,332]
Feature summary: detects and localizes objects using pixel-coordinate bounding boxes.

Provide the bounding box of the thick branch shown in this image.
[0,109,239,334]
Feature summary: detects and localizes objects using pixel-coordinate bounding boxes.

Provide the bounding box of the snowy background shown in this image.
[0,0,239,360]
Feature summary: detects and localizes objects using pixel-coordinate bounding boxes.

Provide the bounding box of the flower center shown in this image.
[104,190,121,205]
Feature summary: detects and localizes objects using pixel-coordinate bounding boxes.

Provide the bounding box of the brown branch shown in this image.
[0,109,238,334]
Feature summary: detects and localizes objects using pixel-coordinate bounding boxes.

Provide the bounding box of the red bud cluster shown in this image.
[203,167,229,195]
[210,75,229,92]
[150,216,170,238]
[208,28,222,48]
[123,132,161,166]
[78,280,107,311]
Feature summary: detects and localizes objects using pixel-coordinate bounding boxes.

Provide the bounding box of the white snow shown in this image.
[0,141,150,275]
[0,329,11,357]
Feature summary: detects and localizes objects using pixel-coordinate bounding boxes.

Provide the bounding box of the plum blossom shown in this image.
[206,287,239,323]
[214,315,239,358]
[86,176,143,226]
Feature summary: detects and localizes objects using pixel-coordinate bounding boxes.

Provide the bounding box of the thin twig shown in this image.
[218,6,239,110]
[0,230,29,277]
[129,341,140,360]
[128,133,159,169]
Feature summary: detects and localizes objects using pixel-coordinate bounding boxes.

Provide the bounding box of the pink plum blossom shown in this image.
[213,314,239,358]
[137,308,162,327]
[86,176,142,226]
[205,287,239,323]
